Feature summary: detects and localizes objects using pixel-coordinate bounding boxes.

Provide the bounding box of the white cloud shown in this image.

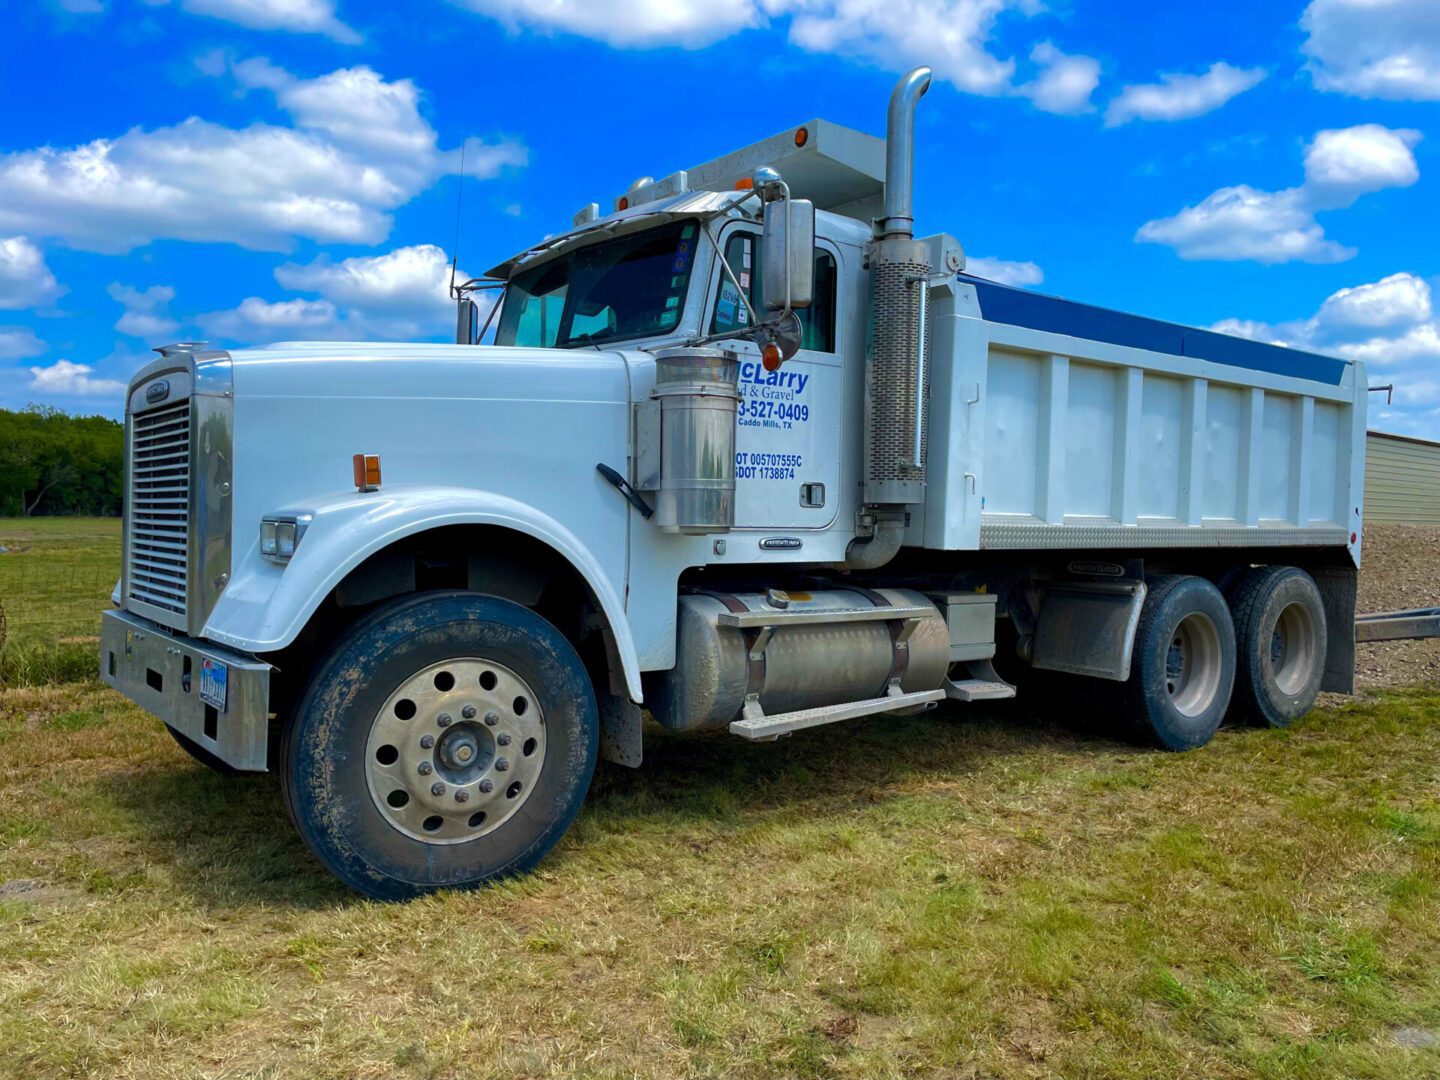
[1215,270,1440,436]
[28,359,126,397]
[1334,322,1440,368]
[198,296,345,342]
[1106,62,1266,126]
[200,244,469,343]
[1137,124,1420,263]
[1209,318,1292,346]
[1302,0,1440,100]
[1315,272,1432,333]
[0,327,46,360]
[109,283,180,339]
[1137,185,1350,264]
[1303,124,1421,205]
[0,60,525,254]
[456,1,1099,113]
[966,256,1043,287]
[274,244,456,324]
[153,0,361,42]
[0,237,64,310]
[1020,42,1100,115]
[456,0,762,48]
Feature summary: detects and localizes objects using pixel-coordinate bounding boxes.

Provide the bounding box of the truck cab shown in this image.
[101,69,1368,900]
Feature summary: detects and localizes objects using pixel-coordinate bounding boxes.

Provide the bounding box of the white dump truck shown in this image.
[102,68,1372,899]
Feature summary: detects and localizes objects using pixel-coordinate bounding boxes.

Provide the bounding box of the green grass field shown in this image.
[0,517,119,686]
[1,519,1439,1078]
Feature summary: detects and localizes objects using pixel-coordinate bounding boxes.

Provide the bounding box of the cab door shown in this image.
[706,224,842,531]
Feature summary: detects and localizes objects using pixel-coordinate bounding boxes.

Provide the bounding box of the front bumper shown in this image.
[100,609,272,771]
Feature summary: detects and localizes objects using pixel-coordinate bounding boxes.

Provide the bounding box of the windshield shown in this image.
[495,220,699,348]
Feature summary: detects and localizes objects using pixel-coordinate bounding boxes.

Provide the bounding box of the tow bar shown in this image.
[1356,607,1440,643]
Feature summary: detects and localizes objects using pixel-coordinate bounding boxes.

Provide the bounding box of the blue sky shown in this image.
[2,0,1438,436]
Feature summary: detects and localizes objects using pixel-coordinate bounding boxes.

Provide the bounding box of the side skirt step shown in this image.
[729,689,946,742]
[944,657,1017,702]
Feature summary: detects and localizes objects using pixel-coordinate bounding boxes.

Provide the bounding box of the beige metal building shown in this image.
[1365,431,1440,525]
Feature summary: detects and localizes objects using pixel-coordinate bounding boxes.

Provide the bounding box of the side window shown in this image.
[511,262,568,348]
[710,232,837,353]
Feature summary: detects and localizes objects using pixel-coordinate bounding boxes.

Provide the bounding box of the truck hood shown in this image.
[225,341,636,405]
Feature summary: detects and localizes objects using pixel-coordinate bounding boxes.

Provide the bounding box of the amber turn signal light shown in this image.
[761,343,784,372]
[353,453,381,492]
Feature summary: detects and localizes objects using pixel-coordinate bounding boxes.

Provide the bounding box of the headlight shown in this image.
[260,513,312,562]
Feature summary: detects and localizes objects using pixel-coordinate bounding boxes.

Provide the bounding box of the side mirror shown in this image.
[455,297,478,345]
[762,198,815,312]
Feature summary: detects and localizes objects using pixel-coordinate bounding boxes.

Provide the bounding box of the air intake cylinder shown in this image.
[651,346,741,534]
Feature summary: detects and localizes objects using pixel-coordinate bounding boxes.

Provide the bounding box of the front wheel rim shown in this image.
[1165,611,1224,718]
[1271,601,1319,697]
[365,657,546,845]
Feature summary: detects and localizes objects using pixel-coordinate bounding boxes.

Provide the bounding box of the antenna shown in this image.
[449,139,467,299]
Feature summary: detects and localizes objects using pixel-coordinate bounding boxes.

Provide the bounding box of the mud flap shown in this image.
[1313,564,1357,695]
[599,692,643,767]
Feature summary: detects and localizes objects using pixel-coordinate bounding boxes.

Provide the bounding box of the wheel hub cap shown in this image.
[365,658,546,844]
[1164,611,1223,718]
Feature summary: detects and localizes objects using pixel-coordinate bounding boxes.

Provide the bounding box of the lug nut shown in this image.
[454,789,470,804]
[420,734,435,749]
[462,704,477,719]
[431,781,446,796]
[418,761,433,775]
[484,712,500,727]
[495,758,509,772]
[437,713,453,727]
[497,733,511,747]
[479,778,494,793]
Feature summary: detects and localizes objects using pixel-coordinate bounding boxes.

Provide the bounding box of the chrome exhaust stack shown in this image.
[874,66,932,242]
[856,65,934,535]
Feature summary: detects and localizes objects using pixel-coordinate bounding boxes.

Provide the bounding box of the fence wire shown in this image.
[0,551,117,687]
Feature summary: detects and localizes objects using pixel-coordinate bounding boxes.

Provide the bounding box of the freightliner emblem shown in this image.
[145,379,170,405]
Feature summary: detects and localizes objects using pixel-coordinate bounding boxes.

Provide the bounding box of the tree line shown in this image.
[0,406,124,517]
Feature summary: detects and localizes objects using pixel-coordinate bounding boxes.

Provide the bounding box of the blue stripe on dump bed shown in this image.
[960,274,1349,386]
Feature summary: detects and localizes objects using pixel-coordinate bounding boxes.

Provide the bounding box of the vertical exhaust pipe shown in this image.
[875,66,932,241]
[852,64,935,563]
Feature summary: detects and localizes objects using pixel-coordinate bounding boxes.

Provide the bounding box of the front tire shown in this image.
[1226,566,1326,728]
[1123,575,1236,751]
[281,591,598,900]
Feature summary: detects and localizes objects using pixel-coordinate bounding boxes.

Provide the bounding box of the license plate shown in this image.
[199,658,228,711]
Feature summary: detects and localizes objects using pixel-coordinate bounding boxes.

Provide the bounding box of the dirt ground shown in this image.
[1355,525,1440,689]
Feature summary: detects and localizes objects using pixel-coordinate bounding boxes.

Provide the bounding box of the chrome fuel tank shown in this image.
[647,587,950,730]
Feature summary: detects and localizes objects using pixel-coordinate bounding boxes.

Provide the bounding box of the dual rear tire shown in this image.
[1123,567,1326,751]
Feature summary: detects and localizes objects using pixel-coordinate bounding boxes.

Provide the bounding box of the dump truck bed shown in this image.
[918,273,1367,564]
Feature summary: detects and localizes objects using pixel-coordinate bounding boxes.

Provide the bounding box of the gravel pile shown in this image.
[1355,525,1440,689]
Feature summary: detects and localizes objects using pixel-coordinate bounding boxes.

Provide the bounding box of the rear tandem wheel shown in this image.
[1123,575,1237,751]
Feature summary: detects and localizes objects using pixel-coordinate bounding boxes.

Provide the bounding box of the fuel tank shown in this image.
[646,587,951,730]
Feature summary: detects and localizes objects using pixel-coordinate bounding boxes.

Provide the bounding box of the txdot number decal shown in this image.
[736,452,803,481]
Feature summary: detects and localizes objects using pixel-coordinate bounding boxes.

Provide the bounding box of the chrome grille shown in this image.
[127,399,192,616]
